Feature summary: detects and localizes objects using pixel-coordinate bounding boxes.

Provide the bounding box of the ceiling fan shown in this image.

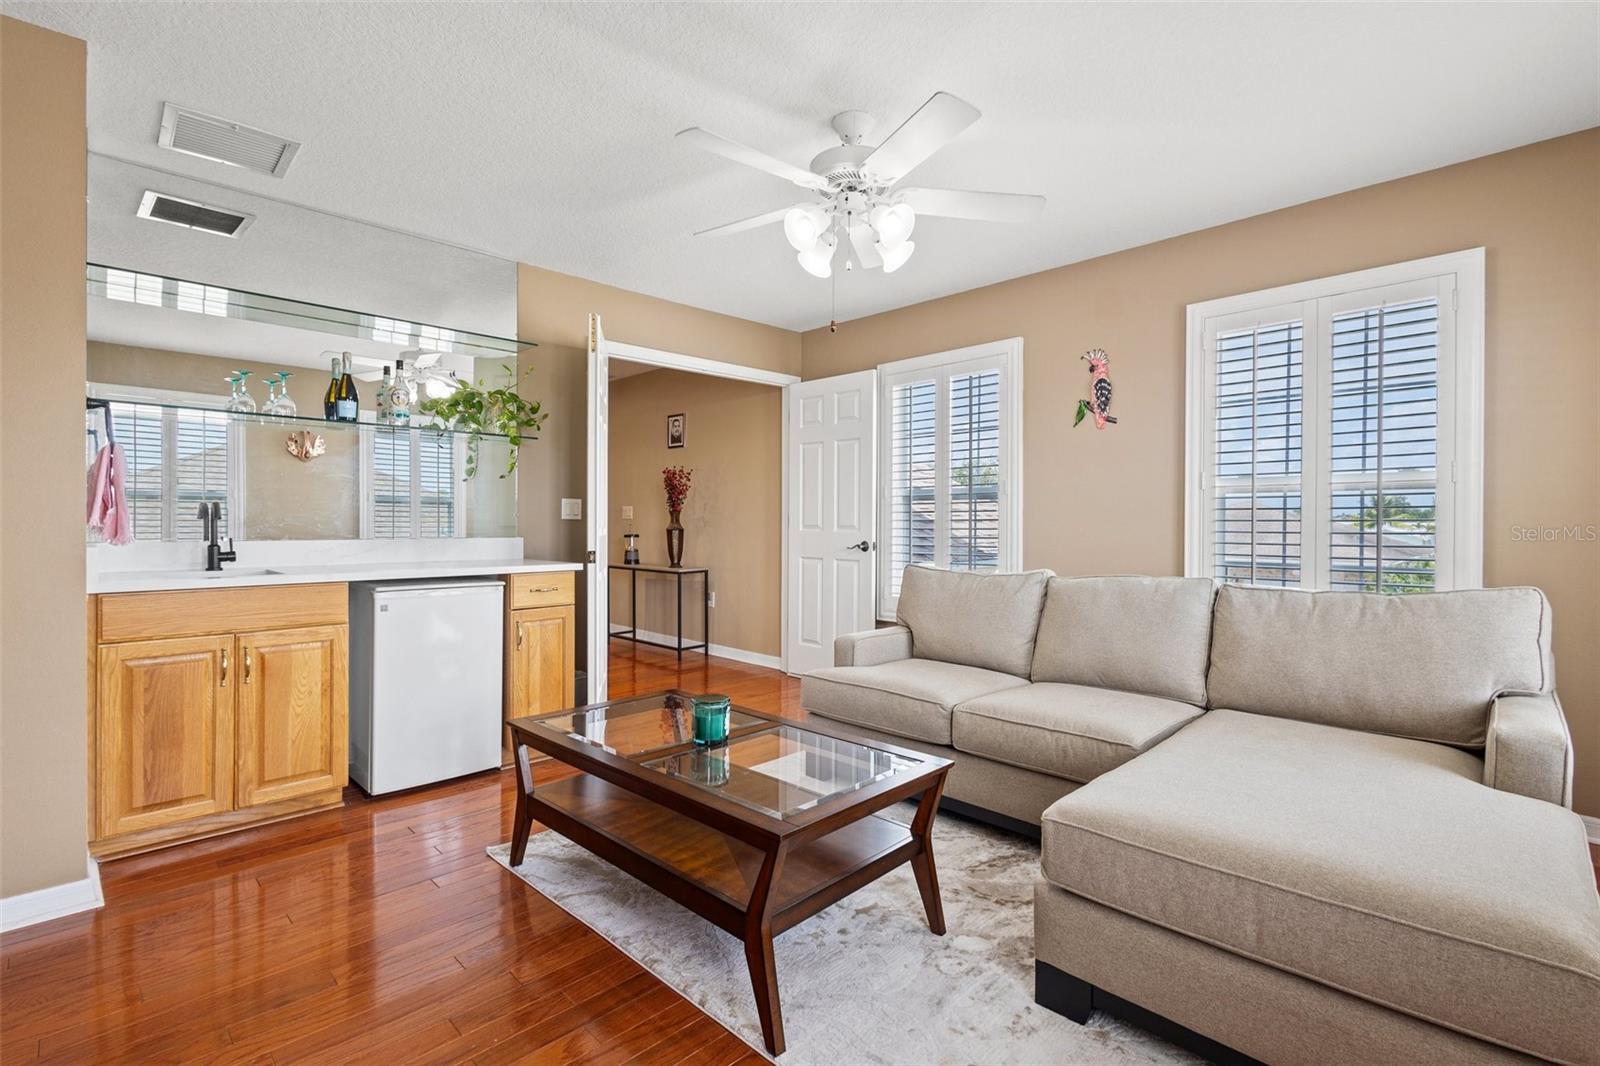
[351,349,464,398]
[678,92,1044,278]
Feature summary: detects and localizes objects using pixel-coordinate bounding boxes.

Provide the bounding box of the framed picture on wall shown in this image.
[667,413,686,449]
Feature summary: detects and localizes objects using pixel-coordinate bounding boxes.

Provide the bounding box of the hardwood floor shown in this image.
[3,644,1598,1065]
[0,642,799,1066]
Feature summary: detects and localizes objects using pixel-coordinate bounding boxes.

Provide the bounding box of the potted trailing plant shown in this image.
[663,465,692,567]
[418,364,548,479]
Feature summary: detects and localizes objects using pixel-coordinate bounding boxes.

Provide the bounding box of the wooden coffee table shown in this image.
[505,690,952,1056]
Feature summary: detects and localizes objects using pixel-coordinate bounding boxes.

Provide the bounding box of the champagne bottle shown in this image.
[322,356,340,420]
[336,352,359,422]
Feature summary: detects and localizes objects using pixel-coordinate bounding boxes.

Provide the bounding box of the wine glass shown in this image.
[274,372,297,416]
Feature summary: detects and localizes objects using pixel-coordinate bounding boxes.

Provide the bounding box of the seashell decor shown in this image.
[286,430,326,462]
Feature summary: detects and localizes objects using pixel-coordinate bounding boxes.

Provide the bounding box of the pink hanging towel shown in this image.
[87,442,133,545]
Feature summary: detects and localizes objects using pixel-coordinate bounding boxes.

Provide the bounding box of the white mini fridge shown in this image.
[349,580,504,795]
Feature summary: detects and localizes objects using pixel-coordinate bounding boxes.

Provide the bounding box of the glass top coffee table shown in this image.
[506,690,952,1056]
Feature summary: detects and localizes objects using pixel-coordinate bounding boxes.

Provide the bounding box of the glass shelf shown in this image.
[86,263,535,360]
[87,395,515,442]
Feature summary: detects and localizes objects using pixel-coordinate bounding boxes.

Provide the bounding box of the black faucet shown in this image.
[198,502,236,572]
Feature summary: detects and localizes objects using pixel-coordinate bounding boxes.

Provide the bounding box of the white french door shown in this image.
[585,312,609,701]
[784,370,878,676]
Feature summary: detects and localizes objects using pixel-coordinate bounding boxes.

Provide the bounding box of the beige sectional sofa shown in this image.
[800,565,1599,1065]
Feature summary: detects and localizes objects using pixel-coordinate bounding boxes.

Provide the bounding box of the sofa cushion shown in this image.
[953,683,1201,784]
[1030,576,1216,705]
[801,659,1028,746]
[1041,709,1600,1065]
[1207,584,1551,746]
[895,565,1050,678]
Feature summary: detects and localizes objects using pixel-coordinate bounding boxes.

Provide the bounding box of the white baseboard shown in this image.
[610,626,783,672]
[0,855,103,932]
[1582,814,1600,847]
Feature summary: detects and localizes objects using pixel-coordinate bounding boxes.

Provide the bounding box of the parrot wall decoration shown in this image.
[1074,348,1118,429]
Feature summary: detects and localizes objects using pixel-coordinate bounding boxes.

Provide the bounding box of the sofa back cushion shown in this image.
[1030,576,1217,705]
[896,565,1050,678]
[1207,585,1551,746]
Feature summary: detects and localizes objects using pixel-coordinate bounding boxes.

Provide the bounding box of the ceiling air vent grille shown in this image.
[158,103,300,177]
[137,191,255,237]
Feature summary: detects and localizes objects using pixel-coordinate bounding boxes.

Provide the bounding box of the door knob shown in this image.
[847,540,871,552]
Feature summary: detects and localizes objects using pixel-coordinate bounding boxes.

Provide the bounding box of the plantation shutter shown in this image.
[947,370,1002,572]
[1327,297,1440,593]
[879,343,1019,616]
[110,405,166,541]
[171,408,231,540]
[1211,319,1304,587]
[417,434,456,538]
[370,429,411,538]
[887,378,937,599]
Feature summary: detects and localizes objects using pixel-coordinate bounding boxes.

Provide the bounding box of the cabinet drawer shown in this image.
[509,571,575,609]
[98,583,347,643]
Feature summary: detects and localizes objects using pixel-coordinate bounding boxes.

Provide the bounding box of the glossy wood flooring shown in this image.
[4,646,1599,1065]
[0,642,801,1066]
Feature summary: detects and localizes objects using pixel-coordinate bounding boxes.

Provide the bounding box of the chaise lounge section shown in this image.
[802,566,1599,1064]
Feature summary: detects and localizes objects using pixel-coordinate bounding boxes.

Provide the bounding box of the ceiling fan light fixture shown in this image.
[797,233,836,278]
[784,205,829,252]
[870,203,915,249]
[877,239,915,273]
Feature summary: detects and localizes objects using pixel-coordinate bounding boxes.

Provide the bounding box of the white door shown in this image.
[785,370,878,676]
[586,313,609,702]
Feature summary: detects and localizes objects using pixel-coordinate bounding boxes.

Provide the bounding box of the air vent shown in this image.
[137,191,255,237]
[158,102,300,177]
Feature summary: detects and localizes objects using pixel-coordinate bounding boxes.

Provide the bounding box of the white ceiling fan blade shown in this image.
[897,187,1045,223]
[694,204,803,238]
[676,127,827,190]
[848,223,883,269]
[861,92,980,184]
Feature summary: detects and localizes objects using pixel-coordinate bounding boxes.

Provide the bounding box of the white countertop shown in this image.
[89,557,582,595]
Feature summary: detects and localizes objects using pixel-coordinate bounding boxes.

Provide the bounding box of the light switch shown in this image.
[621,505,634,521]
[561,498,582,520]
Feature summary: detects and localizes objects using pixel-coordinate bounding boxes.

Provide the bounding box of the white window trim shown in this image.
[87,382,247,539]
[358,426,467,539]
[876,337,1024,619]
[1184,249,1485,591]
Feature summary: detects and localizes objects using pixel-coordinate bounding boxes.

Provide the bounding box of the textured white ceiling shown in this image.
[7,2,1597,332]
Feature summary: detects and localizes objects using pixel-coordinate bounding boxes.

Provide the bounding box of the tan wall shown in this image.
[607,369,781,657]
[87,342,360,539]
[802,129,1600,818]
[0,17,89,897]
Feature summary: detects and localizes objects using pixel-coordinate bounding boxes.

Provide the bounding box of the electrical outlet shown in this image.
[561,498,582,520]
[621,505,634,521]
[707,591,716,608]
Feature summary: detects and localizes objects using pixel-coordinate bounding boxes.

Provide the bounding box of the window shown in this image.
[1186,250,1484,593]
[87,389,240,542]
[878,338,1022,617]
[361,428,464,538]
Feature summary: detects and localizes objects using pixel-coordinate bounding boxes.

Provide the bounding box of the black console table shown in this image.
[608,564,709,659]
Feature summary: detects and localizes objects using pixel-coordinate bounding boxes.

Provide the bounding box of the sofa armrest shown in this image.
[834,626,912,668]
[1484,692,1573,808]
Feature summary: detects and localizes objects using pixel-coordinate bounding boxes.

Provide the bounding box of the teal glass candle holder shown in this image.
[691,694,731,746]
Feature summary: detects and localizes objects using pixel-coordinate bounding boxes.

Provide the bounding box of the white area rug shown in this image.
[487,805,1198,1065]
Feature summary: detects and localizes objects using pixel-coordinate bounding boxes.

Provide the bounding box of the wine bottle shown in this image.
[377,365,394,425]
[322,356,340,420]
[336,352,359,422]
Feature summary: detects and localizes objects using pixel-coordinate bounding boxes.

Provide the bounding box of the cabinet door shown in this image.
[236,625,349,807]
[97,636,233,838]
[506,604,575,733]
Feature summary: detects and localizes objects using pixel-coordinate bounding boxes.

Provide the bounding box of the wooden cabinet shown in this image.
[236,625,349,807]
[90,584,349,859]
[503,573,578,763]
[95,635,233,838]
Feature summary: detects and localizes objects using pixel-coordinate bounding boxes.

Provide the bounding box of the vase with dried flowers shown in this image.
[662,465,692,567]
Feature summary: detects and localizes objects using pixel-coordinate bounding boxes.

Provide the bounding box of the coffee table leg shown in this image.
[909,771,948,936]
[509,741,536,867]
[744,843,789,1055]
